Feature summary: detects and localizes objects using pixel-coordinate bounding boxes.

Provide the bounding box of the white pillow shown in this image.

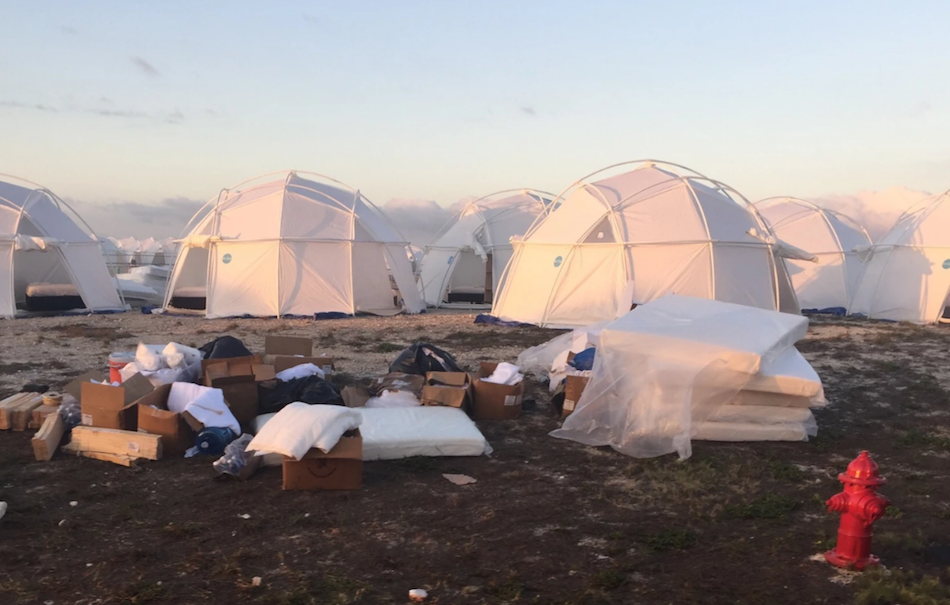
[135,342,166,372]
[245,403,361,460]
[275,363,325,382]
[167,382,241,435]
[162,342,202,370]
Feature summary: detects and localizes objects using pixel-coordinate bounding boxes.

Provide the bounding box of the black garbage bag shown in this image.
[199,336,253,360]
[259,376,344,414]
[388,343,462,375]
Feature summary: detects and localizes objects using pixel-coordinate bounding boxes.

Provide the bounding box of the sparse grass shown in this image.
[223,322,240,331]
[644,528,698,551]
[50,324,133,342]
[117,580,166,604]
[727,494,799,520]
[397,456,438,472]
[855,568,950,605]
[875,530,927,554]
[897,429,950,451]
[375,342,403,353]
[886,506,905,519]
[162,522,205,538]
[590,568,626,591]
[485,574,528,600]
[768,460,805,483]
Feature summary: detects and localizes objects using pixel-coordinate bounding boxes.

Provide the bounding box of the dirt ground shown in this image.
[1,312,949,605]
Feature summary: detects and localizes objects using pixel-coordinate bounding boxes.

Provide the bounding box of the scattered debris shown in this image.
[409,588,428,601]
[443,473,477,486]
[251,576,262,587]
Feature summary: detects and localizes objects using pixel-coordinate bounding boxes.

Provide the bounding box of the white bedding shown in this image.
[252,405,492,466]
[25,283,79,297]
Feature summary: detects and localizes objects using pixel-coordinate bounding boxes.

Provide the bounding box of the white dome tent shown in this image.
[491,161,801,328]
[848,190,950,323]
[756,197,871,314]
[419,189,552,308]
[164,171,424,318]
[0,175,125,317]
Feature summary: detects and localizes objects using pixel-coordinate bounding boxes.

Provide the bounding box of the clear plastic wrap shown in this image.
[550,295,809,459]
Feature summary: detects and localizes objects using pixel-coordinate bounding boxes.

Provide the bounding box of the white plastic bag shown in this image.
[245,403,362,460]
[135,342,166,372]
[365,390,421,408]
[482,362,523,386]
[275,363,325,382]
[162,342,202,370]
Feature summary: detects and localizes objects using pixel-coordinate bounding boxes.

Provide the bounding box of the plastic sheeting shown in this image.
[550,295,809,459]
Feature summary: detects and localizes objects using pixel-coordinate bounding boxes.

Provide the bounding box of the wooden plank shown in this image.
[29,406,58,430]
[0,394,42,430]
[61,441,137,467]
[10,397,43,431]
[68,426,162,460]
[31,413,65,462]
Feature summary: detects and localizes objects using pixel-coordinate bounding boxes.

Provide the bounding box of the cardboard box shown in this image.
[421,371,473,412]
[373,373,425,397]
[264,335,335,373]
[203,356,273,429]
[78,373,153,430]
[562,375,590,418]
[473,362,524,420]
[282,429,362,490]
[341,385,373,408]
[135,384,198,457]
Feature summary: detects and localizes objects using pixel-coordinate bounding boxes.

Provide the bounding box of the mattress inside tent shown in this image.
[252,406,492,467]
[169,286,207,310]
[22,283,84,312]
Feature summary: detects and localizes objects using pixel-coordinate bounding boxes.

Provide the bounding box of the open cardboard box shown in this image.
[66,371,153,430]
[135,384,199,457]
[282,429,362,490]
[421,371,473,413]
[473,362,524,420]
[202,355,274,429]
[264,335,335,374]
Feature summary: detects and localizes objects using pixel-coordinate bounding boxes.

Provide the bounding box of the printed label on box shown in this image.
[504,395,522,407]
[127,442,140,453]
[81,414,93,426]
[564,399,577,412]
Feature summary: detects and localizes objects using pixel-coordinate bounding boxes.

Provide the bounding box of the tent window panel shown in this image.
[583,217,616,243]
[352,242,396,312]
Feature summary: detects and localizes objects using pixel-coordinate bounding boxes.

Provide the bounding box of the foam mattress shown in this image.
[252,406,492,466]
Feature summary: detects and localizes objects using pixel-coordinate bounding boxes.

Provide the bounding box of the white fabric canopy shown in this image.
[491,161,799,328]
[756,197,870,313]
[164,171,424,318]
[849,190,950,323]
[0,177,124,318]
[418,190,550,307]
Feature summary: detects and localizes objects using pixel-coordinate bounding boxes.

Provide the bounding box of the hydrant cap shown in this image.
[839,450,886,487]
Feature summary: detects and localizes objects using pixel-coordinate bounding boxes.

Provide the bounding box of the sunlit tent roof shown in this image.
[164,171,424,318]
[756,197,870,314]
[0,175,125,317]
[418,189,552,308]
[491,160,800,328]
[848,190,950,323]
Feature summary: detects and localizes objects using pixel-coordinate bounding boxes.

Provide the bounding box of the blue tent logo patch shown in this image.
[553,255,563,268]
[943,259,950,270]
[447,255,454,265]
[222,253,232,265]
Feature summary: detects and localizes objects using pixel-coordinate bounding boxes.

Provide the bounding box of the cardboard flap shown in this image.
[181,410,206,432]
[425,372,472,388]
[474,362,498,380]
[273,356,335,373]
[252,364,277,381]
[119,373,154,402]
[201,355,263,375]
[300,429,362,460]
[133,383,174,411]
[81,373,154,409]
[341,385,373,408]
[265,335,313,357]
[65,370,107,400]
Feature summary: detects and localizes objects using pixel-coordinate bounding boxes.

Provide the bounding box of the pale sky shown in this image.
[1,1,948,239]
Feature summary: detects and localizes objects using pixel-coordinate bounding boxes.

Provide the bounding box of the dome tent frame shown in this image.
[164,170,424,318]
[492,160,800,328]
[419,188,554,308]
[848,190,950,323]
[755,196,870,314]
[0,173,126,317]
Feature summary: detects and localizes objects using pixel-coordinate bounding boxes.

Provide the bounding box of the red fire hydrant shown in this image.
[824,450,891,570]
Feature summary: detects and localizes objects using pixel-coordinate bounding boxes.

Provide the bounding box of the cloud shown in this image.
[61,26,78,35]
[302,13,320,24]
[381,198,452,247]
[92,108,149,119]
[67,196,206,239]
[810,186,932,240]
[0,100,57,112]
[520,106,537,117]
[132,57,160,78]
[166,109,185,124]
